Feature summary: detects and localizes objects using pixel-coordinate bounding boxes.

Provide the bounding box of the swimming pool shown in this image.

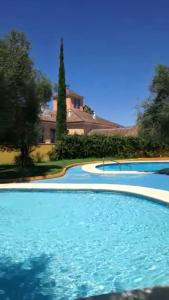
[96,161,169,172]
[36,165,169,192]
[1,189,169,299]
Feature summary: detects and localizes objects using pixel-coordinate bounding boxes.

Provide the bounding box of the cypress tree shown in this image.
[56,38,67,140]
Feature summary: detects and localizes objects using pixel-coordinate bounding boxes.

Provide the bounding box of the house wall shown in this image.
[0,144,54,164]
[68,128,84,135]
[40,121,56,143]
[68,122,116,135]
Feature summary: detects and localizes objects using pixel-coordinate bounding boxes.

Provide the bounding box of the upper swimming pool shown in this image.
[97,161,169,172]
[36,165,169,191]
[1,189,169,299]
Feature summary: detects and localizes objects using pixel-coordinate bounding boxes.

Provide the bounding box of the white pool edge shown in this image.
[81,160,169,175]
[0,183,169,205]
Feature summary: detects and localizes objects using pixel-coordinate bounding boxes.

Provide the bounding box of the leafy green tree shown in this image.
[56,38,67,140]
[137,64,169,145]
[0,30,52,167]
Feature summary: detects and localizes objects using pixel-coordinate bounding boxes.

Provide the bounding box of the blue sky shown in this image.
[1,0,169,126]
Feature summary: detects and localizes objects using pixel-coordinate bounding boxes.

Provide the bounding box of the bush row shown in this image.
[49,135,169,160]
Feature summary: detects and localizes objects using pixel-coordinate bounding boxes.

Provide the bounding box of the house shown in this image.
[39,88,137,143]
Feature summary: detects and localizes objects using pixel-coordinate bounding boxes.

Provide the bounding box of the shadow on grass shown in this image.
[0,254,55,300]
[0,164,62,181]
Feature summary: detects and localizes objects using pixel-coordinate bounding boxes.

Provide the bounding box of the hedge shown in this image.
[49,135,169,160]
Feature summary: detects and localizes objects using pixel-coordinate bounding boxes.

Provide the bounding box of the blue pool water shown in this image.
[36,166,169,191]
[97,161,169,172]
[1,190,169,299]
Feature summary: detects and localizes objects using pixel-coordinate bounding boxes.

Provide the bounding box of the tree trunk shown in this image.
[20,143,29,168]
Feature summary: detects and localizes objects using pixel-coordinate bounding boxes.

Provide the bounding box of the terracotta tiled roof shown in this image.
[40,109,56,122]
[88,126,138,137]
[67,109,122,127]
[54,88,83,99]
[40,108,122,128]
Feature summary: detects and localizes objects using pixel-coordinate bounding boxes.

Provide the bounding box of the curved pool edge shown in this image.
[82,160,169,175]
[1,183,169,206]
[1,158,169,183]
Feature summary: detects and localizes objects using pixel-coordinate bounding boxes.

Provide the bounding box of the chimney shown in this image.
[53,96,57,112]
[67,109,72,118]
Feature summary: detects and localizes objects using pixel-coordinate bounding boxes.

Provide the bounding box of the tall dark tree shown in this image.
[137,64,169,145]
[0,30,52,167]
[56,38,67,140]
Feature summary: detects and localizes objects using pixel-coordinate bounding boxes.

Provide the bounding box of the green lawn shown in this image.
[0,158,107,182]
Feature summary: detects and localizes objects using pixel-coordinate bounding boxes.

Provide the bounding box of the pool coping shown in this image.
[82,160,169,175]
[1,183,169,205]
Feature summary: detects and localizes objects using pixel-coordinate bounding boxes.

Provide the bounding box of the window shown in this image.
[39,128,44,143]
[50,129,56,143]
[73,98,81,109]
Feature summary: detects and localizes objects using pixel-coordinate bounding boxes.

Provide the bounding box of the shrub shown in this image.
[50,135,169,160]
[50,135,156,160]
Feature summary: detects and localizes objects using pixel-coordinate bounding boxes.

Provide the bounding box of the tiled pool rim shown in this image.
[82,160,169,175]
[1,183,169,205]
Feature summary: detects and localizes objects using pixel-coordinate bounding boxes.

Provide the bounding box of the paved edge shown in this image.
[0,183,169,205]
[82,160,169,175]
